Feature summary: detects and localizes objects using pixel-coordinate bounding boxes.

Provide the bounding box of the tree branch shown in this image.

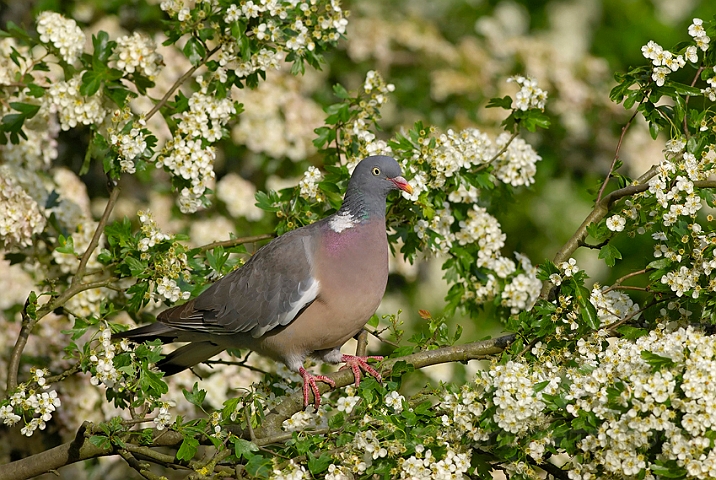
[145,45,221,121]
[596,109,638,204]
[252,334,515,440]
[0,334,515,479]
[197,233,274,253]
[541,179,716,299]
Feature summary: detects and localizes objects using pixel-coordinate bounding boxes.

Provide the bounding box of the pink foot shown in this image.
[299,367,336,408]
[340,354,384,387]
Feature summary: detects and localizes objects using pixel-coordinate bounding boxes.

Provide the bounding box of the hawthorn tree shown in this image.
[1,1,716,479]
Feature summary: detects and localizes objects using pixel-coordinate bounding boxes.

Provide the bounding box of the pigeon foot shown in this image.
[340,354,384,387]
[299,367,336,408]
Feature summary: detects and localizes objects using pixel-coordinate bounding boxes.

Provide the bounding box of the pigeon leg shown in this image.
[340,354,384,387]
[299,367,336,408]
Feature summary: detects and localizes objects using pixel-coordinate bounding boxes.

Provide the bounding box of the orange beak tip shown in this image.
[391,176,413,195]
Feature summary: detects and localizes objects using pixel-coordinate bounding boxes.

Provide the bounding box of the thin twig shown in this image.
[683,66,705,136]
[72,181,121,288]
[474,131,519,173]
[145,45,221,121]
[596,109,639,204]
[198,234,274,253]
[364,327,400,348]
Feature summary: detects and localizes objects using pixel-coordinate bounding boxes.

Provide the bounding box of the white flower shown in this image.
[114,32,163,78]
[36,12,85,64]
[606,215,626,232]
[384,390,405,413]
[337,395,360,414]
[507,75,548,111]
[298,166,323,201]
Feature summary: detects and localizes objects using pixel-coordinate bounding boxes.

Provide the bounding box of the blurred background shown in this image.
[2,0,716,475]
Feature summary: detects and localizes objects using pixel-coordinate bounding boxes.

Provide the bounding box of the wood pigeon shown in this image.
[114,156,413,407]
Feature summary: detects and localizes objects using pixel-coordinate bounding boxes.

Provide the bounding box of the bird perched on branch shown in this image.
[114,156,413,408]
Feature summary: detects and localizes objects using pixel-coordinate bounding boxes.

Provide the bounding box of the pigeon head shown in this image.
[338,156,413,220]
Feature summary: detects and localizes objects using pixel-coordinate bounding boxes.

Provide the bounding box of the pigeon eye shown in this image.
[372,167,381,176]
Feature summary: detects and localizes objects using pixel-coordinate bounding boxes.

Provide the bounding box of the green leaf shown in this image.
[183,383,207,408]
[88,435,112,450]
[183,37,205,66]
[307,453,332,474]
[617,325,647,339]
[574,282,600,330]
[598,243,622,267]
[641,351,675,372]
[56,234,76,255]
[92,31,114,64]
[233,438,259,459]
[646,258,670,270]
[245,453,272,477]
[124,256,147,277]
[8,102,40,117]
[332,83,349,99]
[176,436,199,461]
[486,95,512,109]
[80,70,103,97]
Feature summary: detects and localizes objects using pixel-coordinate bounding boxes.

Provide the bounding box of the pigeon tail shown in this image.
[156,342,225,376]
[112,322,180,344]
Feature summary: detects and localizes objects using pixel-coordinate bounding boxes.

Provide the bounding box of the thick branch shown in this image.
[541,179,716,299]
[0,335,514,479]
[252,334,515,439]
[0,422,184,480]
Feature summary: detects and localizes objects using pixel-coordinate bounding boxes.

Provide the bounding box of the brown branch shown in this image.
[7,278,116,392]
[252,334,515,440]
[541,179,716,299]
[197,233,274,253]
[596,109,638,204]
[72,181,121,287]
[355,329,368,357]
[683,66,705,136]
[0,335,515,479]
[145,45,221,121]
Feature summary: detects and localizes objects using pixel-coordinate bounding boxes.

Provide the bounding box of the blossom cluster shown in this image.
[158,83,236,213]
[589,285,640,325]
[420,125,541,191]
[0,369,61,437]
[89,323,131,388]
[137,211,191,303]
[36,11,85,64]
[398,444,471,479]
[507,75,548,111]
[566,326,716,479]
[47,75,107,130]
[0,174,46,248]
[216,173,264,220]
[113,32,163,78]
[347,71,396,166]
[211,0,346,83]
[298,165,323,201]
[641,18,706,87]
[638,144,716,299]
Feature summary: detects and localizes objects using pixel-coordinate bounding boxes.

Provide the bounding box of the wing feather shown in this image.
[157,228,320,337]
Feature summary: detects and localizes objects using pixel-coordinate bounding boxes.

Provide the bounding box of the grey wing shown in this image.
[157,229,319,338]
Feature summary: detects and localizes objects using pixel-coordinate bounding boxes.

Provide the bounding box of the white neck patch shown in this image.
[329,210,358,233]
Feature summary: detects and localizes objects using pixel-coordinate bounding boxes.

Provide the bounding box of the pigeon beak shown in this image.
[390,176,413,195]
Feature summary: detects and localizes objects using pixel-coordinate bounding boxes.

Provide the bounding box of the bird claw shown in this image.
[340,354,384,387]
[299,367,336,409]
